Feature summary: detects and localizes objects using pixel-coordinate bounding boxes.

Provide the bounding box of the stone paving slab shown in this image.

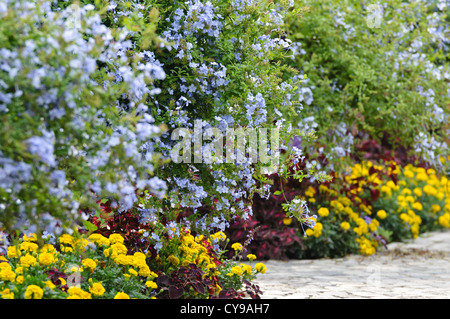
[253,229,450,299]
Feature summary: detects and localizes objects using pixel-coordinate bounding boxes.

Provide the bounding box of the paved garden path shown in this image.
[253,229,450,298]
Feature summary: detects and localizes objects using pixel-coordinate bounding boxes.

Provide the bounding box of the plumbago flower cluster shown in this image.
[0,0,324,237]
[0,0,167,234]
[284,0,449,174]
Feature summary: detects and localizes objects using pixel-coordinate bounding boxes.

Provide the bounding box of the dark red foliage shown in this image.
[226,178,304,261]
[85,200,156,257]
[156,263,260,299]
[45,268,71,291]
[353,134,429,169]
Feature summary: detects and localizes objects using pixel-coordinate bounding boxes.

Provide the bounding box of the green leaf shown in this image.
[83,221,98,232]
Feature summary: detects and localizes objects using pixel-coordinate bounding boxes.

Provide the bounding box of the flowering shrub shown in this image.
[285,0,449,174]
[0,229,267,299]
[1,0,325,246]
[0,0,167,234]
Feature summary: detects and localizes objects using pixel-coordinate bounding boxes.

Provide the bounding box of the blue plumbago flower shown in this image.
[26,130,57,167]
[245,92,267,127]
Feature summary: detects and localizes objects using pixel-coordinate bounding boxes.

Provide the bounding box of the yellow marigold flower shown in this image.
[369,222,378,233]
[109,233,125,245]
[413,188,422,197]
[439,214,450,228]
[114,292,130,299]
[400,213,409,222]
[128,268,138,276]
[20,254,37,268]
[432,204,441,214]
[240,263,253,275]
[23,233,37,242]
[0,260,11,270]
[231,266,243,276]
[67,287,92,299]
[38,253,55,266]
[246,254,257,261]
[7,246,21,259]
[386,180,399,191]
[59,234,74,246]
[115,255,133,266]
[403,169,414,179]
[318,207,329,217]
[81,258,97,272]
[15,266,23,274]
[167,255,180,266]
[314,222,323,231]
[44,280,55,290]
[89,282,105,297]
[231,243,243,251]
[16,275,24,284]
[340,221,350,230]
[380,185,392,196]
[305,228,314,236]
[0,268,16,282]
[60,246,74,253]
[19,241,39,253]
[40,244,56,254]
[145,281,158,290]
[416,172,428,182]
[0,288,14,299]
[412,202,423,211]
[255,263,267,274]
[405,196,415,203]
[133,252,146,260]
[111,243,128,256]
[423,185,437,196]
[318,184,329,193]
[401,188,412,195]
[24,285,44,299]
[88,234,110,247]
[305,186,316,198]
[376,210,387,219]
[283,217,293,226]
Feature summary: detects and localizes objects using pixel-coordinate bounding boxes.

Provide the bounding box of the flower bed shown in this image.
[226,156,450,260]
[1,0,449,300]
[0,228,266,299]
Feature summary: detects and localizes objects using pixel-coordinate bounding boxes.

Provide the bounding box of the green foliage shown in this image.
[285,0,449,173]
